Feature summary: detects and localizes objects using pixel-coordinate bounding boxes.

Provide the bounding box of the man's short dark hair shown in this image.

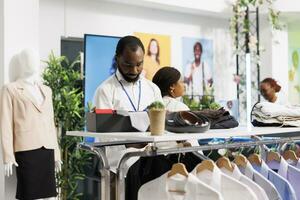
[115,36,145,56]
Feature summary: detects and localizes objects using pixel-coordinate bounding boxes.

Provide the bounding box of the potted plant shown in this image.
[42,51,91,200]
[147,101,166,136]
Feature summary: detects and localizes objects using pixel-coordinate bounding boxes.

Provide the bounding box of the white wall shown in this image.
[0,0,39,199]
[39,0,237,101]
[271,28,289,97]
[0,2,4,199]
[0,0,4,88]
[260,16,289,101]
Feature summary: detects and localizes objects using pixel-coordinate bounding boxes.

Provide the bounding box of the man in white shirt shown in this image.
[93,35,163,199]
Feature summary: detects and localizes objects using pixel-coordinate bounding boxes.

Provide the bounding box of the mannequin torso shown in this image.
[1,49,61,200]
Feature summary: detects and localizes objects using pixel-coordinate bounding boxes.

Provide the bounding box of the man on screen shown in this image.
[184,41,213,96]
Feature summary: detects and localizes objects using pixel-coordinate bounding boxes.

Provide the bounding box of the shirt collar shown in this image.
[230,163,242,180]
[220,163,242,181]
[278,158,289,179]
[161,172,195,200]
[260,160,270,178]
[244,161,255,179]
[192,162,221,192]
[296,160,300,168]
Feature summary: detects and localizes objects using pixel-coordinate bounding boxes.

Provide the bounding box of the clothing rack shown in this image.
[68,128,300,200]
[77,143,111,200]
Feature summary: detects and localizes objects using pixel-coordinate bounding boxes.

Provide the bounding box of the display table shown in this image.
[66,126,300,200]
[67,126,300,143]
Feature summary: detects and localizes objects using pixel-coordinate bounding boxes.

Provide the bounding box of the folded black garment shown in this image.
[251,119,294,127]
[165,111,210,133]
[194,108,239,129]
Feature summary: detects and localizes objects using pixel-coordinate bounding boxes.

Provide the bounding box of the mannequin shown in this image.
[0,49,61,200]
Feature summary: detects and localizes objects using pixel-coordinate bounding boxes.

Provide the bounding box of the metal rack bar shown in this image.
[116,136,300,200]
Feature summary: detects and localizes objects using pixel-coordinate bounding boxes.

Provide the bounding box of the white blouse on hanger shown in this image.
[238,161,282,200]
[191,163,259,200]
[220,163,268,200]
[138,172,223,200]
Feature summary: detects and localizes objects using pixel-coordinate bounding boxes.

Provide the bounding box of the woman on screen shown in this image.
[143,38,161,80]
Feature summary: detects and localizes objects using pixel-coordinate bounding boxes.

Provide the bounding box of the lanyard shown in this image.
[115,74,141,111]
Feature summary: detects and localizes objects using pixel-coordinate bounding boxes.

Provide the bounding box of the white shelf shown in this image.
[67,126,300,143]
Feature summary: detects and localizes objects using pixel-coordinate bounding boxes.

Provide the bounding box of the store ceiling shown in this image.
[102,0,300,19]
[101,0,233,18]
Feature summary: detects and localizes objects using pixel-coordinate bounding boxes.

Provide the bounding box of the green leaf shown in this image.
[42,51,91,200]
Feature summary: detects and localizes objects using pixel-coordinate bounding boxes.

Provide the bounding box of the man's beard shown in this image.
[119,68,140,83]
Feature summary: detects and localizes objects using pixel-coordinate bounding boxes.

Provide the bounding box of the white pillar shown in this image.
[271,28,289,101]
[0,0,4,88]
[260,19,289,103]
[0,0,39,199]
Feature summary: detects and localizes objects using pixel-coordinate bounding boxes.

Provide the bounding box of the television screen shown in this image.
[84,34,121,109]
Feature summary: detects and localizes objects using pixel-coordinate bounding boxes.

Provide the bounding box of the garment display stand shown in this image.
[67,126,300,200]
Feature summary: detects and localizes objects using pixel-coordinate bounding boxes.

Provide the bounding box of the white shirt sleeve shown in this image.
[203,61,212,81]
[184,62,192,79]
[93,86,113,109]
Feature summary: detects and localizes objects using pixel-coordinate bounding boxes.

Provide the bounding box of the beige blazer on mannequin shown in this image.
[0,80,61,163]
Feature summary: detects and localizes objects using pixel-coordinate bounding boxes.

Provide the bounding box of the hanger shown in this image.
[267,151,281,163]
[283,150,298,161]
[234,154,247,168]
[168,163,189,178]
[183,141,192,147]
[177,141,192,148]
[248,153,262,166]
[216,156,234,172]
[196,160,215,173]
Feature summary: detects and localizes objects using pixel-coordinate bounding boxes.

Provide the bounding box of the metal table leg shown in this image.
[78,143,110,200]
[116,149,155,200]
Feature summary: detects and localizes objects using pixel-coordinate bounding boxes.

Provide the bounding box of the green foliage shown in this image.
[42,51,91,200]
[292,50,299,69]
[87,101,94,112]
[209,102,221,110]
[147,101,165,110]
[182,95,221,110]
[230,0,283,64]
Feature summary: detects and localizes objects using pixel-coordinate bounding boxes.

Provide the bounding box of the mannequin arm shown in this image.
[0,86,16,164]
[55,160,62,172]
[4,162,18,177]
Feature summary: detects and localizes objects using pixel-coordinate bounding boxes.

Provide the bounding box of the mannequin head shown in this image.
[9,49,40,82]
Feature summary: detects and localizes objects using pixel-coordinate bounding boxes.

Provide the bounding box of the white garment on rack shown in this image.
[191,163,258,200]
[238,161,282,200]
[267,158,300,200]
[220,163,267,200]
[295,159,300,169]
[138,172,223,200]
